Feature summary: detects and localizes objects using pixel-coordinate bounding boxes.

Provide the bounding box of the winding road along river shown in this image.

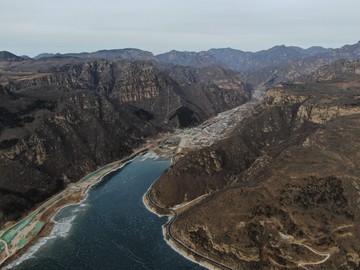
[8,154,205,270]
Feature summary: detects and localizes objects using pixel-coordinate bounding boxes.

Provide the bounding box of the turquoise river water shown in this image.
[8,153,205,270]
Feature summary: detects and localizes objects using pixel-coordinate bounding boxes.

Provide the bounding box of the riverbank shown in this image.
[142,190,231,270]
[0,147,149,269]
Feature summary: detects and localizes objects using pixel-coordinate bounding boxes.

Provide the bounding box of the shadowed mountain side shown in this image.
[0,51,24,62]
[0,89,156,223]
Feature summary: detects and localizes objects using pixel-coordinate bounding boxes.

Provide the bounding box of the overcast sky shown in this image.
[1,0,359,56]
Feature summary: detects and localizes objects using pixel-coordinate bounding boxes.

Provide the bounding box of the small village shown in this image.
[155,85,266,160]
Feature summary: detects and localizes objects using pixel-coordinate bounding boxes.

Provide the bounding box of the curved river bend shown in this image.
[8,154,204,270]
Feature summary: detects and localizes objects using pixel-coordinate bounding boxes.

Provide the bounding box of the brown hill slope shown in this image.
[149,74,360,269]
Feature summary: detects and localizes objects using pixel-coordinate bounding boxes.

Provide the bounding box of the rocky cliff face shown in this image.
[149,74,360,269]
[0,57,249,225]
[158,64,249,125]
[4,59,250,128]
[0,89,156,223]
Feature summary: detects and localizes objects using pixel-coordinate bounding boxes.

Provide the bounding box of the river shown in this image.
[7,153,205,270]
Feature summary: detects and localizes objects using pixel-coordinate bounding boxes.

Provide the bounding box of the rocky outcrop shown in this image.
[302,59,360,82]
[266,86,360,127]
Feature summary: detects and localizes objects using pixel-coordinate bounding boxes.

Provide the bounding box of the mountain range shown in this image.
[3,40,359,88]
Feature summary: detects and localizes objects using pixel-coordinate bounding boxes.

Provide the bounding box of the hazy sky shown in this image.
[1,0,359,56]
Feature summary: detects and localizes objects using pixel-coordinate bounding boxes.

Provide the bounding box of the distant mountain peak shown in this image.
[35,49,155,61]
[0,51,24,61]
